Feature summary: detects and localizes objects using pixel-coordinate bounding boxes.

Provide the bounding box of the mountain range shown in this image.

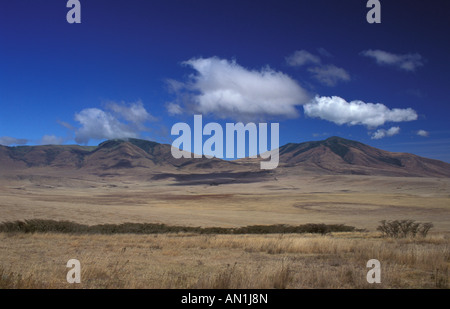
[1,137,449,181]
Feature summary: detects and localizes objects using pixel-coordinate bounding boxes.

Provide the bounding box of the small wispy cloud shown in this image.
[40,135,65,145]
[286,49,350,86]
[417,130,429,137]
[312,132,330,138]
[361,50,424,72]
[371,126,400,140]
[166,102,183,116]
[285,50,321,67]
[57,120,75,131]
[0,136,28,146]
[308,65,350,87]
[317,47,333,58]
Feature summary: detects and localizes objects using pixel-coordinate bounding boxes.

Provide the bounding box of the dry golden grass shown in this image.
[1,174,450,232]
[1,231,448,289]
[1,174,449,289]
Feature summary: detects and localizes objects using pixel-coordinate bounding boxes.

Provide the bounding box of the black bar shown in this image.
[0,289,447,307]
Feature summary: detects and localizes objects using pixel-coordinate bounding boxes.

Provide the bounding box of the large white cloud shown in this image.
[170,57,310,120]
[304,96,418,128]
[361,50,424,72]
[371,126,400,140]
[74,101,153,144]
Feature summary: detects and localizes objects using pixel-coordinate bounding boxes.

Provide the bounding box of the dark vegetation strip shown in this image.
[0,219,357,235]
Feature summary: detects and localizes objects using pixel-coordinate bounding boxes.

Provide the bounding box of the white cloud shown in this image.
[304,96,418,128]
[317,48,333,58]
[106,100,155,127]
[361,50,424,72]
[57,120,75,131]
[286,50,350,86]
[286,50,321,67]
[417,130,429,137]
[41,135,64,145]
[74,108,138,144]
[308,65,350,86]
[312,132,330,137]
[174,57,310,120]
[74,101,153,144]
[166,79,186,93]
[371,126,400,140]
[166,102,183,116]
[0,136,28,146]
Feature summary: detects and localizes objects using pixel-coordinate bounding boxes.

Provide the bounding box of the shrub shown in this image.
[418,222,434,238]
[0,219,357,235]
[377,220,433,238]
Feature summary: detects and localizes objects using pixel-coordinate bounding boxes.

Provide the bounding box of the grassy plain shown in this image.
[0,173,449,288]
[1,174,449,231]
[0,232,448,289]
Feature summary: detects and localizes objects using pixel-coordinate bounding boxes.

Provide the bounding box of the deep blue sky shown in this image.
[1,0,449,162]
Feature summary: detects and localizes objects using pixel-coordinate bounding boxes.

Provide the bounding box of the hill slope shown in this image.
[1,136,449,178]
[277,136,450,177]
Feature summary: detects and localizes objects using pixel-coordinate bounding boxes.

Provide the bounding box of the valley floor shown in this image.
[1,173,449,289]
[0,174,449,231]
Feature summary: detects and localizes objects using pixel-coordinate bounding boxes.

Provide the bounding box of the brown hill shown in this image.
[0,138,259,184]
[1,137,449,179]
[0,138,242,172]
[277,136,450,177]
